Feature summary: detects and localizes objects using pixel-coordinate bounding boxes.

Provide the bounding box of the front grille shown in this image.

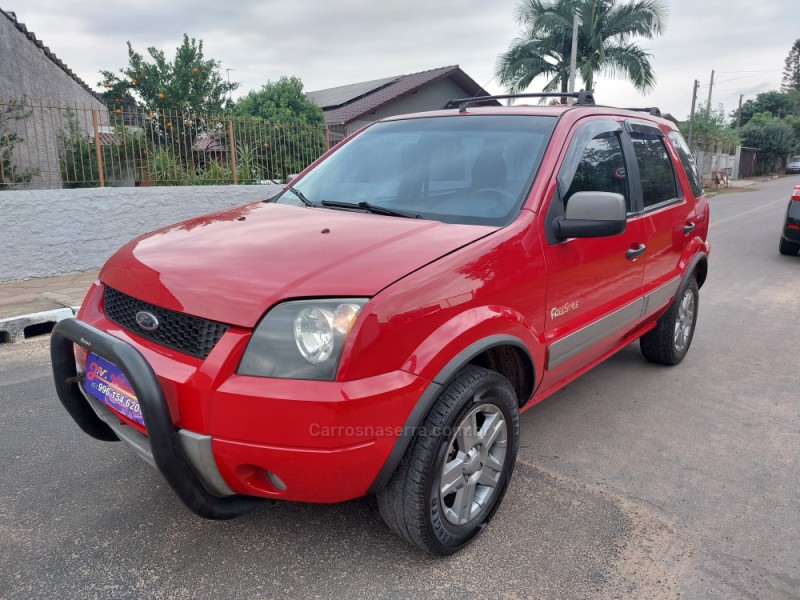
[103,286,230,360]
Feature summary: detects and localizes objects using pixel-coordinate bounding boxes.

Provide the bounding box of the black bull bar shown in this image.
[50,318,266,519]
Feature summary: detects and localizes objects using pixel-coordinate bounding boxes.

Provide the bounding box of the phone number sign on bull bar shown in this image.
[83,353,145,426]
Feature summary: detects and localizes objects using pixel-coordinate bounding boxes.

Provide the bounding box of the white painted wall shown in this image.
[0,184,281,282]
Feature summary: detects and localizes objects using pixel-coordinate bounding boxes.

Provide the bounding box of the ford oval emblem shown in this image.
[135,311,160,331]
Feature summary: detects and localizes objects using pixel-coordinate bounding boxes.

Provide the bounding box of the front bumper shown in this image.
[51,310,429,513]
[79,384,235,497]
[51,318,264,519]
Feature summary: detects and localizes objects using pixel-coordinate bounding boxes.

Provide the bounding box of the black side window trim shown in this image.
[624,120,662,137]
[640,195,683,214]
[619,131,643,215]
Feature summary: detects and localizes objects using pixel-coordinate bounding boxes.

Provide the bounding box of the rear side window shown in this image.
[564,132,630,212]
[668,131,703,198]
[631,135,678,208]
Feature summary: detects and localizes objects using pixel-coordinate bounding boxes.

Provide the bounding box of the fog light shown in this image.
[266,470,286,491]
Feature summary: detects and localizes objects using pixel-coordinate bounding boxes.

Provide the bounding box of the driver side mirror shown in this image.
[553,191,627,240]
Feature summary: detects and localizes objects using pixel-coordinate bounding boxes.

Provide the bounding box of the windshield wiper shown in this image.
[285,184,314,207]
[320,200,420,219]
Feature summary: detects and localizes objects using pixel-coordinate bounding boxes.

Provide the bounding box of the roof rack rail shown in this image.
[442,91,595,112]
[623,107,662,117]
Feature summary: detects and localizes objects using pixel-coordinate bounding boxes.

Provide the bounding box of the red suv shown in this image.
[51,93,709,555]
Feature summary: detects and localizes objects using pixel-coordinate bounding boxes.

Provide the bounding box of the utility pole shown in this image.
[568,12,579,99]
[687,79,699,150]
[736,94,744,130]
[706,69,715,112]
[226,68,235,104]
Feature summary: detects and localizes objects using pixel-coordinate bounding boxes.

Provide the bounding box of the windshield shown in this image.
[274,115,557,226]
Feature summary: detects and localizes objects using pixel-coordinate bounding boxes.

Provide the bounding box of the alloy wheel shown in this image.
[673,289,696,352]
[439,403,508,526]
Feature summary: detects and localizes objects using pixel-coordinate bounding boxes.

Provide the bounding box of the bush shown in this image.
[1,99,38,189]
[146,147,185,185]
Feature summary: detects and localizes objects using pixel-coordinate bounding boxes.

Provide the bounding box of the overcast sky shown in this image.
[6,0,795,119]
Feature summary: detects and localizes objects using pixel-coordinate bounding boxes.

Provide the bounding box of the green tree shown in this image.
[0,99,38,189]
[680,104,739,152]
[782,39,800,93]
[233,77,327,179]
[234,77,324,125]
[740,116,796,174]
[496,0,668,95]
[99,35,237,114]
[733,90,800,128]
[784,115,800,152]
[99,36,239,183]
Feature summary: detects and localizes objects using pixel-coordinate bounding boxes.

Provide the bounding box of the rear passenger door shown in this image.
[624,121,694,317]
[540,118,646,385]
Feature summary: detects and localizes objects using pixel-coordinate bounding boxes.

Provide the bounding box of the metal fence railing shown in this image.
[0,97,342,190]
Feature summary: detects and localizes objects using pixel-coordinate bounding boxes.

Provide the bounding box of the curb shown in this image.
[0,306,79,343]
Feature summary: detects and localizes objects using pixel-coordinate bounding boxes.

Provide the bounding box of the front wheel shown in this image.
[640,277,699,365]
[377,365,520,555]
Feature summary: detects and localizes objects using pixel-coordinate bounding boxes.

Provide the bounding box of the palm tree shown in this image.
[496,0,668,96]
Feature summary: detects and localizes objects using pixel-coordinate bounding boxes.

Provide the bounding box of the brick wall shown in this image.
[0,11,107,187]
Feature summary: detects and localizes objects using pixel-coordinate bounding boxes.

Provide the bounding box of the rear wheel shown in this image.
[377,365,519,555]
[779,237,800,256]
[640,278,699,365]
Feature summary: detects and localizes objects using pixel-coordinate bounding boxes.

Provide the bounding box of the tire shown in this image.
[779,237,800,256]
[377,365,520,555]
[640,277,699,366]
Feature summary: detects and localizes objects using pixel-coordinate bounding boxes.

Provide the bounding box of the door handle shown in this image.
[626,243,646,260]
[683,222,696,235]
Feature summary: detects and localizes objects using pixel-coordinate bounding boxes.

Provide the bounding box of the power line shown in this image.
[712,72,783,86]
[711,83,775,96]
[696,69,782,87]
[717,69,783,74]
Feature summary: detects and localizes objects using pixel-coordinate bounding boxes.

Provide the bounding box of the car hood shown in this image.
[100,202,497,327]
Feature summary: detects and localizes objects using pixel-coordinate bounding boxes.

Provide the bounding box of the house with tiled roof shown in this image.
[307,65,499,138]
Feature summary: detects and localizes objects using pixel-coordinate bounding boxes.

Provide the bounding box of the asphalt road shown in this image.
[2,176,799,599]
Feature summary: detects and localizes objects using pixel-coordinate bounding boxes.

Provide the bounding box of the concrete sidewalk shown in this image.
[0,270,98,342]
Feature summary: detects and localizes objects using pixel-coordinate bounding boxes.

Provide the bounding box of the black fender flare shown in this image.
[682,251,708,293]
[367,334,533,494]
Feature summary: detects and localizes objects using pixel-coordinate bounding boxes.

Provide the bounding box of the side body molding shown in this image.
[547,276,682,370]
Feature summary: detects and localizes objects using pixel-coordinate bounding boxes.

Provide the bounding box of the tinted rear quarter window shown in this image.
[631,135,678,208]
[668,131,704,198]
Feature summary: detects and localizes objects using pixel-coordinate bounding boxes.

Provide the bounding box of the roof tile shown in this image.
[308,65,495,125]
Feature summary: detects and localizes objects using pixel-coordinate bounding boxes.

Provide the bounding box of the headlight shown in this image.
[238,299,368,380]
